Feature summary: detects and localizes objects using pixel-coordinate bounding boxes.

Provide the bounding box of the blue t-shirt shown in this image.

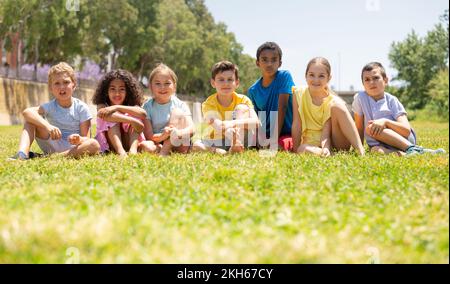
[41,98,92,140]
[247,70,295,136]
[352,91,408,146]
[142,96,191,134]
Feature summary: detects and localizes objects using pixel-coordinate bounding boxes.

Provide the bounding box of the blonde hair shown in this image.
[149,63,178,87]
[48,62,76,87]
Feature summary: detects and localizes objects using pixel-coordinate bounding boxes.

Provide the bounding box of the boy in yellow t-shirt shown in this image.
[192,61,260,154]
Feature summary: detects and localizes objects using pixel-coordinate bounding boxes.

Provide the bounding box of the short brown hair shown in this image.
[211,61,239,80]
[361,62,387,82]
[48,62,76,87]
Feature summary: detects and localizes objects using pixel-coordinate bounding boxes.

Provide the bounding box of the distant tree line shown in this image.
[0,0,260,96]
[388,9,448,117]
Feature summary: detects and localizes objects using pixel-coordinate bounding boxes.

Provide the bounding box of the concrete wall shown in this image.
[0,77,96,126]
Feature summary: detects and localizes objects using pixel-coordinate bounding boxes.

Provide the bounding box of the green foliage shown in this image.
[389,10,449,109]
[427,69,449,120]
[0,0,259,97]
[0,121,448,263]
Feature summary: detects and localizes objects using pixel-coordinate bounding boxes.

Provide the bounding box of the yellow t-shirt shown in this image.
[293,87,335,147]
[202,92,254,140]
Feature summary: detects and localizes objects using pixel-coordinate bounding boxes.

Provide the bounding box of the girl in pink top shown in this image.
[92,69,147,157]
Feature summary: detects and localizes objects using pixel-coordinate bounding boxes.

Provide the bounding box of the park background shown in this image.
[0,0,448,263]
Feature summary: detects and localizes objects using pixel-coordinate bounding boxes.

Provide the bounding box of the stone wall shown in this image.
[0,77,96,126]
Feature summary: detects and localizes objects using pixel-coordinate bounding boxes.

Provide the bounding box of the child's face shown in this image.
[151,72,176,102]
[256,49,281,77]
[50,73,76,102]
[362,68,388,99]
[306,64,331,92]
[108,79,126,105]
[211,70,239,96]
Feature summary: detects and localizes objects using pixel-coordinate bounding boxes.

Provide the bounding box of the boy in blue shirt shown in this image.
[9,62,100,160]
[353,62,445,155]
[248,42,295,151]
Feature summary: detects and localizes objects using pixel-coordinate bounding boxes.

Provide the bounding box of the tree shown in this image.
[0,0,259,97]
[428,68,449,120]
[389,10,449,109]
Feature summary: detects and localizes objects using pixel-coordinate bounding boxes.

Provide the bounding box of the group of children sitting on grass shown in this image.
[9,42,445,160]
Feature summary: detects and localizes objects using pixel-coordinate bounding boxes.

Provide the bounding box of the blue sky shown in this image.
[204,0,449,91]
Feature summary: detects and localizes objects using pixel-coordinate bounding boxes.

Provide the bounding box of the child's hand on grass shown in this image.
[321,147,331,157]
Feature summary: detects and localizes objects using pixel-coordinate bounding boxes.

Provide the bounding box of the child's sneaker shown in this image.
[422,148,446,155]
[7,151,29,161]
[28,151,43,159]
[406,145,446,156]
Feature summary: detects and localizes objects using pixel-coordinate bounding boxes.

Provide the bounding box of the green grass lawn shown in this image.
[0,121,448,263]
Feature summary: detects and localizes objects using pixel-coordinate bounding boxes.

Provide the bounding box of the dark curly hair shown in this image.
[92,69,144,106]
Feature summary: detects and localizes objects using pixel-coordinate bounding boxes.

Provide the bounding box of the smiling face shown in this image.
[108,79,127,105]
[362,68,388,100]
[211,70,239,97]
[256,49,282,78]
[150,71,176,104]
[306,63,331,93]
[50,72,76,104]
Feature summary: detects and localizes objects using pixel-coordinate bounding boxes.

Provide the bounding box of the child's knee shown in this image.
[192,141,206,152]
[330,102,348,116]
[140,141,158,153]
[85,139,101,154]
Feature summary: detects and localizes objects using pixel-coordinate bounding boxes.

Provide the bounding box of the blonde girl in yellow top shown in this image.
[292,57,364,156]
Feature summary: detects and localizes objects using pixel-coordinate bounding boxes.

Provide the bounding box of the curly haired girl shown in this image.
[92,69,147,157]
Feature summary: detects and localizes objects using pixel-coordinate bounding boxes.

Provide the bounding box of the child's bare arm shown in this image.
[354,113,365,144]
[97,104,146,120]
[151,132,170,143]
[79,120,91,137]
[277,94,290,136]
[100,112,144,133]
[173,114,195,137]
[23,106,61,140]
[387,115,412,137]
[143,120,170,143]
[224,109,260,130]
[68,120,92,145]
[112,105,147,119]
[291,93,302,152]
[143,119,154,140]
[370,115,411,138]
[321,119,332,155]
